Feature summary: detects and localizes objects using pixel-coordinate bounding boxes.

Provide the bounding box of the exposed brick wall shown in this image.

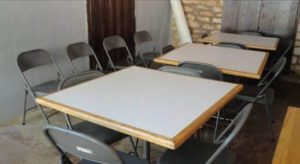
[291,23,300,75]
[171,0,300,76]
[171,0,223,46]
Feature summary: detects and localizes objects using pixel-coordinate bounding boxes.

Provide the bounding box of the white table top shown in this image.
[36,66,242,149]
[154,43,269,79]
[201,32,279,51]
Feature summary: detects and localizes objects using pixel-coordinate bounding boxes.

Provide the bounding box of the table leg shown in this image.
[143,141,150,161]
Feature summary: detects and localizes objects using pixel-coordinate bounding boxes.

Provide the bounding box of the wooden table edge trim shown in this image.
[35,97,176,149]
[256,52,269,78]
[154,57,262,79]
[272,106,300,164]
[171,84,244,149]
[200,39,277,51]
[273,38,280,50]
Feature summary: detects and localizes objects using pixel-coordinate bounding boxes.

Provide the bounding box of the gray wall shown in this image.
[0,0,172,123]
[136,0,171,51]
[0,1,88,123]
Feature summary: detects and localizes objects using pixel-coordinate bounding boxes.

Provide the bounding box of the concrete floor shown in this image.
[0,108,165,164]
[0,77,298,164]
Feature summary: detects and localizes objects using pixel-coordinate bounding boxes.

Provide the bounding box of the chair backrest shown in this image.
[16,49,64,89]
[17,49,57,72]
[277,39,293,59]
[58,71,103,90]
[238,31,263,36]
[44,126,124,164]
[67,42,103,73]
[103,35,130,52]
[134,31,153,43]
[179,62,223,80]
[103,35,133,70]
[159,66,201,77]
[58,71,104,129]
[207,103,253,164]
[256,57,286,101]
[214,42,246,49]
[134,31,158,55]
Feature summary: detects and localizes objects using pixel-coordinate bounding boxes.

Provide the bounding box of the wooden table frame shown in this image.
[272,106,300,164]
[201,32,279,51]
[36,67,243,150]
[154,43,269,79]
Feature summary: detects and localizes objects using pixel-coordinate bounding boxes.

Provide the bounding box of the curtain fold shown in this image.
[87,0,135,69]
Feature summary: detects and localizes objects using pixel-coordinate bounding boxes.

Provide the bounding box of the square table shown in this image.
[154,43,269,79]
[201,32,279,51]
[36,66,242,150]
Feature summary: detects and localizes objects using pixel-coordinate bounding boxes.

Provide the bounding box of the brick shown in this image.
[297,57,300,65]
[197,16,210,22]
[189,21,201,28]
[183,6,193,12]
[196,4,209,10]
[186,13,196,21]
[204,1,218,7]
[199,11,213,17]
[213,6,222,13]
[212,18,222,24]
[203,24,216,30]
[182,0,201,5]
[193,29,202,34]
[293,65,300,76]
[292,56,298,64]
[216,13,223,17]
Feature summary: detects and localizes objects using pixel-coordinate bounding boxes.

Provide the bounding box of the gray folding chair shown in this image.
[44,126,149,164]
[268,39,293,67]
[238,31,263,36]
[103,35,134,71]
[179,62,223,140]
[236,57,287,140]
[214,42,246,49]
[158,103,253,164]
[58,71,138,155]
[16,49,64,125]
[277,39,293,59]
[179,62,223,80]
[134,31,161,67]
[67,42,103,74]
[158,66,201,77]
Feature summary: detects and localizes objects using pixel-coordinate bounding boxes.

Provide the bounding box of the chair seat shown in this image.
[141,52,160,61]
[80,151,149,164]
[215,43,244,49]
[110,59,134,70]
[158,140,236,164]
[239,31,262,36]
[32,80,61,96]
[236,85,274,104]
[73,121,127,144]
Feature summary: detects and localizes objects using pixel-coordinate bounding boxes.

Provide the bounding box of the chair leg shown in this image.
[22,90,28,125]
[142,58,148,68]
[129,137,139,157]
[143,141,150,161]
[64,113,73,130]
[138,55,148,68]
[213,111,221,142]
[148,61,152,68]
[264,95,275,141]
[37,104,50,125]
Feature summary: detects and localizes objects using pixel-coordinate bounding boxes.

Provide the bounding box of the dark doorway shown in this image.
[87,0,136,70]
